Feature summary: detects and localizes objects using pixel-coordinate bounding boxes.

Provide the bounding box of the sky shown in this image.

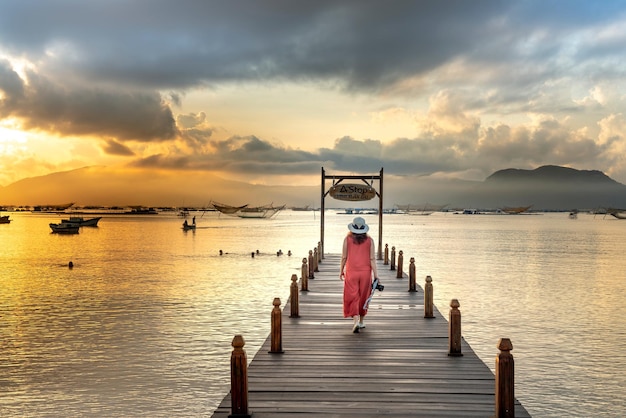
[2,0,626,189]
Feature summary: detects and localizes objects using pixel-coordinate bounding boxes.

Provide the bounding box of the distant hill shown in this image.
[2,165,626,210]
[0,166,319,208]
[460,165,626,210]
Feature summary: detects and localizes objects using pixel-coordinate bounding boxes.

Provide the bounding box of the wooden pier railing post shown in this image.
[313,248,319,272]
[424,275,434,318]
[270,298,285,354]
[448,299,463,357]
[396,250,404,278]
[384,244,389,265]
[308,250,315,279]
[301,258,309,291]
[495,338,515,418]
[408,257,417,292]
[289,275,300,319]
[229,335,251,417]
[317,241,322,264]
[390,246,396,271]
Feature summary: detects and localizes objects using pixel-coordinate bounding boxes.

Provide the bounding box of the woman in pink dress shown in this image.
[339,217,379,333]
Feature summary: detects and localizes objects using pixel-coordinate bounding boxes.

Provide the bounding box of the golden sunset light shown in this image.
[3,3,626,416]
[2,1,626,207]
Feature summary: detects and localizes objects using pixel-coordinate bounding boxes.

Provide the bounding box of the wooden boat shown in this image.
[396,203,448,215]
[182,220,196,230]
[50,223,79,234]
[211,201,248,214]
[0,215,10,224]
[237,204,285,219]
[501,205,533,214]
[61,216,102,227]
[610,211,626,219]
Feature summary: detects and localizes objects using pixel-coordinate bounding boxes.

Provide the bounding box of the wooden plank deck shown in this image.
[211,254,531,417]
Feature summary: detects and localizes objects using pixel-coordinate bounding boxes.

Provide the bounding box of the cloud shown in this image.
[0,63,178,142]
[128,101,623,183]
[102,139,135,156]
[3,1,626,184]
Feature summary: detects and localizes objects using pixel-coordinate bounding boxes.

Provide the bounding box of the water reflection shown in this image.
[1,211,626,416]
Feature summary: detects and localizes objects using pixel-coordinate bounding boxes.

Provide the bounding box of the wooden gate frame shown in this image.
[320,167,383,260]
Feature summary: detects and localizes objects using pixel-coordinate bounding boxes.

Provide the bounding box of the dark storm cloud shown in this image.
[0,62,178,141]
[2,1,623,93]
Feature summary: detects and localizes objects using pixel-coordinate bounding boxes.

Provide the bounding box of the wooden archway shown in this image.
[320,167,383,260]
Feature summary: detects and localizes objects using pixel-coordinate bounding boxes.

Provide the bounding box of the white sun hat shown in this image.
[348,216,369,234]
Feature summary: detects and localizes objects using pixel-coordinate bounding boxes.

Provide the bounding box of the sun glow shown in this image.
[0,126,28,156]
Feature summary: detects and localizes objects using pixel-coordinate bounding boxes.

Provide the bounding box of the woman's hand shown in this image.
[339,271,345,281]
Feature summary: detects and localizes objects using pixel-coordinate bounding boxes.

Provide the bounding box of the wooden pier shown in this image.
[211,253,531,417]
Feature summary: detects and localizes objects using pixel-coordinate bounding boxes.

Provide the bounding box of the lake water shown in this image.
[1,210,625,417]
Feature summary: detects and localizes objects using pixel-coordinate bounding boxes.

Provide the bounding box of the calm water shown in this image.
[1,210,625,417]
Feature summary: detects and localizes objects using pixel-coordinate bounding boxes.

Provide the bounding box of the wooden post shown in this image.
[408,257,417,292]
[424,275,434,318]
[308,250,315,279]
[448,299,463,357]
[289,275,300,319]
[396,250,404,278]
[384,243,389,265]
[317,241,322,264]
[301,258,309,291]
[390,246,396,271]
[495,338,515,418]
[270,297,285,353]
[313,247,320,271]
[229,335,251,417]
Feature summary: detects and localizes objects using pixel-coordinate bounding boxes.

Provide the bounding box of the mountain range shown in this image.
[1,165,626,211]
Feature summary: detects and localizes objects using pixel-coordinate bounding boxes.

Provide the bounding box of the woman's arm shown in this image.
[369,238,379,279]
[340,237,348,280]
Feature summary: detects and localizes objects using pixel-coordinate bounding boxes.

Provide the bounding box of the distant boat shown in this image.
[182,223,196,231]
[396,203,448,215]
[569,211,578,219]
[61,216,102,227]
[610,211,626,220]
[126,207,158,214]
[501,205,533,214]
[50,223,80,234]
[211,201,248,215]
[461,209,482,215]
[237,204,285,219]
[0,215,10,224]
[291,205,311,211]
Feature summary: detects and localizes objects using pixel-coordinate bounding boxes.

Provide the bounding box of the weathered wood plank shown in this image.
[211,253,530,417]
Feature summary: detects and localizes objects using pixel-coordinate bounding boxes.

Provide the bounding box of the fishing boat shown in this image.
[396,203,448,215]
[50,223,80,234]
[500,205,533,214]
[211,201,248,215]
[182,218,196,230]
[610,211,626,219]
[61,216,102,227]
[0,215,10,224]
[237,204,285,219]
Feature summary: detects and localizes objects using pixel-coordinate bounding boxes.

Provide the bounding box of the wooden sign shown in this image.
[329,183,376,201]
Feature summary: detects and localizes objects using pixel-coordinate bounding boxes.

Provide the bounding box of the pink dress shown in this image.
[343,236,373,318]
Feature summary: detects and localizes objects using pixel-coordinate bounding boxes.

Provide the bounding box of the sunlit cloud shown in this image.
[2,0,626,191]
